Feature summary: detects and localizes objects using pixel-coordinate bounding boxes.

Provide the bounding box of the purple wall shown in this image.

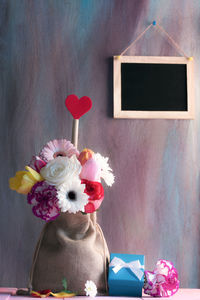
[1,0,200,288]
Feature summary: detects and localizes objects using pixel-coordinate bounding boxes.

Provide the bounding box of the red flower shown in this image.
[82,179,104,200]
[82,180,104,213]
[84,197,104,213]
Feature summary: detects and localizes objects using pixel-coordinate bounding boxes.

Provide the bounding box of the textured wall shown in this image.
[1,0,200,288]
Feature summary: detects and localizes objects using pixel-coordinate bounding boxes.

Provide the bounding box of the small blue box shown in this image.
[108,253,145,297]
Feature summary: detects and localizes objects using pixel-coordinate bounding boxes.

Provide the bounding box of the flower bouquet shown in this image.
[9,137,114,295]
[9,94,115,296]
[9,139,114,221]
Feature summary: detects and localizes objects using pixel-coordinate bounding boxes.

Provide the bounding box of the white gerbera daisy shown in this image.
[94,153,115,186]
[84,280,97,297]
[57,177,89,213]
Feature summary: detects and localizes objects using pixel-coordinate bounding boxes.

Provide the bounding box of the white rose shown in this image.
[40,155,81,186]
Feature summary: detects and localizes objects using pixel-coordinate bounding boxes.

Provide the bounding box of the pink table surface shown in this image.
[0,288,200,300]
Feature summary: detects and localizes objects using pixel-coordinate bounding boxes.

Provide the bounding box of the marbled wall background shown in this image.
[1,0,200,288]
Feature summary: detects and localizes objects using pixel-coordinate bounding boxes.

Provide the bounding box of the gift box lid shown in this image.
[108,253,145,288]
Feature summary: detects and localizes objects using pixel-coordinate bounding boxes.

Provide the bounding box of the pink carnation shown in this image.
[27,181,60,222]
[144,260,179,297]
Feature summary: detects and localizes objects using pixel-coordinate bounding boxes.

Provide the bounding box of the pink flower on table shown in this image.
[27,181,60,222]
[39,139,79,162]
[144,259,179,297]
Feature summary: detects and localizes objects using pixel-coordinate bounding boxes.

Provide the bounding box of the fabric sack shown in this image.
[29,211,109,295]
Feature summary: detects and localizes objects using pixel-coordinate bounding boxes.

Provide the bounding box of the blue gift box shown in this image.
[108,253,145,297]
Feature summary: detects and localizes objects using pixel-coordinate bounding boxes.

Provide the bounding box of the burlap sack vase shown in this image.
[29,211,109,295]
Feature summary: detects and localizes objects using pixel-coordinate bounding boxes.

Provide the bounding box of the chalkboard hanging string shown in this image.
[120,23,153,56]
[156,23,188,58]
[119,21,189,58]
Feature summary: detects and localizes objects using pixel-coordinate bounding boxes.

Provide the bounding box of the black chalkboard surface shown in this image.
[113,56,194,119]
[121,63,187,111]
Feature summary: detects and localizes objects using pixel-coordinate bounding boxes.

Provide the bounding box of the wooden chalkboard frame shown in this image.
[113,56,194,119]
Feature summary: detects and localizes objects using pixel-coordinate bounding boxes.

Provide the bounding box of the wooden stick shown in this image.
[72,119,79,148]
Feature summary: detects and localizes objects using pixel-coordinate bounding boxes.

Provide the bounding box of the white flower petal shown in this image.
[40,155,81,187]
[84,280,97,297]
[57,177,89,214]
[94,153,115,186]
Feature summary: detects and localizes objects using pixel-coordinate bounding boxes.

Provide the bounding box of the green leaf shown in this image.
[62,278,67,291]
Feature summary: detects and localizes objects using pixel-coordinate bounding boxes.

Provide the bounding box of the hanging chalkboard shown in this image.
[113,56,194,119]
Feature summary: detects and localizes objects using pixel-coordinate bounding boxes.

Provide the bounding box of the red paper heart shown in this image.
[65,94,92,119]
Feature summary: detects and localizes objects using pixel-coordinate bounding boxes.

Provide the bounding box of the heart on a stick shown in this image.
[65,94,92,119]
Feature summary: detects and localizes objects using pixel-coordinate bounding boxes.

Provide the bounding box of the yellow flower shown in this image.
[9,166,43,195]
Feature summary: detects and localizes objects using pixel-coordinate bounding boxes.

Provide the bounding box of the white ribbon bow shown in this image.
[109,257,144,281]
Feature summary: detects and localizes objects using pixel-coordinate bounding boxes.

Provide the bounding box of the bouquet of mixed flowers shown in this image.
[9,139,114,222]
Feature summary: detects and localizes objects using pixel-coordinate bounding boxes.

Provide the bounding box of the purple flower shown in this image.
[27,181,60,222]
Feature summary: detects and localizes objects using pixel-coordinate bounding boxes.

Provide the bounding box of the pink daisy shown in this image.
[39,139,79,162]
